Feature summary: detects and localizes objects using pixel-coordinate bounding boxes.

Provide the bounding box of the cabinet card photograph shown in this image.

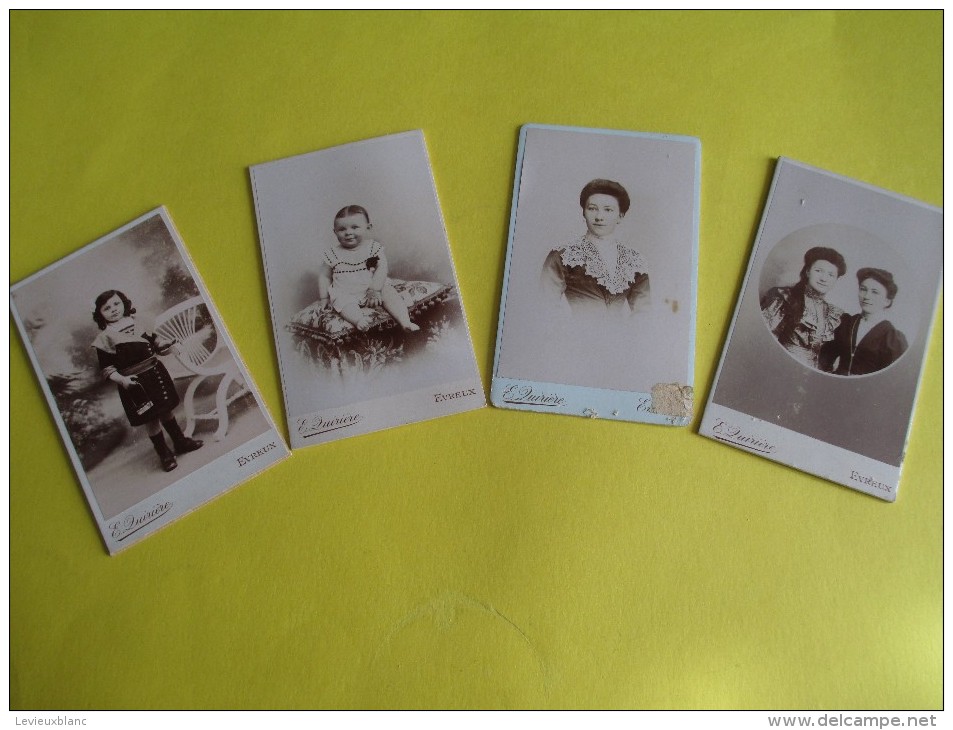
[700,158,942,501]
[250,131,485,448]
[491,124,700,425]
[10,208,289,554]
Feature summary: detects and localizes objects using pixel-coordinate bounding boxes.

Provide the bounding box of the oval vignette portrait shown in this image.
[757,223,918,378]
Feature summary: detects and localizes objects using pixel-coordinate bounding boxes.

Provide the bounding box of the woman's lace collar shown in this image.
[558,235,646,294]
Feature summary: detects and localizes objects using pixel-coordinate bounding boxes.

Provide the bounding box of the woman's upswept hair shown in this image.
[770,246,847,344]
[800,246,847,281]
[579,179,630,216]
[856,267,898,304]
[92,290,135,330]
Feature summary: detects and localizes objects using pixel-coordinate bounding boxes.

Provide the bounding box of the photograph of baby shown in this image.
[492,125,700,425]
[285,202,454,373]
[701,158,942,500]
[10,208,289,552]
[317,204,422,334]
[251,131,484,448]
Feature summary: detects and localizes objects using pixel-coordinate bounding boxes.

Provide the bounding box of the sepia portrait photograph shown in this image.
[492,124,700,424]
[758,226,918,378]
[701,158,942,500]
[10,208,289,552]
[251,131,484,448]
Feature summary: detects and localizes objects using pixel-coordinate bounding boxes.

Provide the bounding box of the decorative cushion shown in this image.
[287,279,455,345]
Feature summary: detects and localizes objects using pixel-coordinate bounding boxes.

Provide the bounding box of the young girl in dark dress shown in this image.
[91,290,202,472]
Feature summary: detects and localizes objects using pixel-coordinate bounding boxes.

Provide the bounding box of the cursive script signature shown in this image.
[501,384,566,407]
[109,502,173,541]
[711,418,777,454]
[298,413,363,439]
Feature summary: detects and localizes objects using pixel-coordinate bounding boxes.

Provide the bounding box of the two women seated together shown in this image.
[761,246,907,376]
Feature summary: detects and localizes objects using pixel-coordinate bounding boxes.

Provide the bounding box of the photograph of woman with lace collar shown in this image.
[495,125,699,397]
[10,210,280,533]
[541,178,651,317]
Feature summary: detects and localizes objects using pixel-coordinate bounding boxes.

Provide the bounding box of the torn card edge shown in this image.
[490,124,701,422]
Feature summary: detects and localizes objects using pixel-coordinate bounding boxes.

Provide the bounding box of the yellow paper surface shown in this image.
[10,10,941,709]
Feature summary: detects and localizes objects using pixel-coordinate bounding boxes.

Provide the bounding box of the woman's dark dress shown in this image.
[820,313,908,376]
[541,236,650,315]
[93,317,179,426]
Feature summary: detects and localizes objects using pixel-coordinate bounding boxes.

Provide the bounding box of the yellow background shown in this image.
[10,11,942,709]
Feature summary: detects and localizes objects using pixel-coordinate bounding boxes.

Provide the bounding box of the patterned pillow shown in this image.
[287,279,454,344]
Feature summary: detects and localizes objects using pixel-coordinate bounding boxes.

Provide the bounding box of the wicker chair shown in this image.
[154,296,248,441]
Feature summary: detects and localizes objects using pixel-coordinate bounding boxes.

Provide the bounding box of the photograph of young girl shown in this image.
[10,209,288,552]
[91,288,204,473]
[492,125,700,424]
[251,131,484,447]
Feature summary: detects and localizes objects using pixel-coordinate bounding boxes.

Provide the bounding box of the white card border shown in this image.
[698,157,942,500]
[249,130,486,448]
[490,123,701,426]
[10,206,290,553]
